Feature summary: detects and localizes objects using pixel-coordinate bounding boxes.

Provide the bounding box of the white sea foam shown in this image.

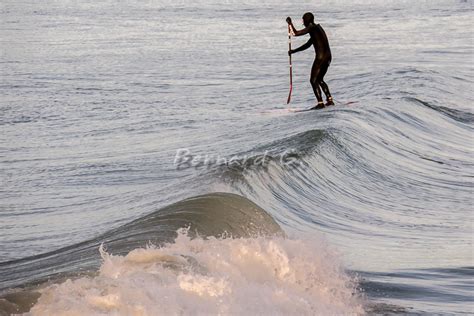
[27,229,364,316]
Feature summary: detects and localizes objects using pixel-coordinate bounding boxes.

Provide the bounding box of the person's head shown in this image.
[302,12,314,27]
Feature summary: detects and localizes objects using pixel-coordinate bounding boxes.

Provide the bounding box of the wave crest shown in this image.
[28,229,364,316]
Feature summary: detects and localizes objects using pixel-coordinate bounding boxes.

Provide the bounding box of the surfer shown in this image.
[287,13,333,110]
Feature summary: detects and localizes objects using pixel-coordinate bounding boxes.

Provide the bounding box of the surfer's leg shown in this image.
[317,61,333,105]
[320,81,333,105]
[310,60,325,108]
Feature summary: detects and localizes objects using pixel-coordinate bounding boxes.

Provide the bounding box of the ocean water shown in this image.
[1,0,473,315]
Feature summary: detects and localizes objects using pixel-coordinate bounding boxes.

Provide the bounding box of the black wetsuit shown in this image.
[309,24,332,104]
[289,21,333,105]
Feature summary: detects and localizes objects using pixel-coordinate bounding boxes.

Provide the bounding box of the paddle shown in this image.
[286,24,293,105]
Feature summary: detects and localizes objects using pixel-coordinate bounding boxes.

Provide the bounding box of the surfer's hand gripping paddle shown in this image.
[287,24,293,105]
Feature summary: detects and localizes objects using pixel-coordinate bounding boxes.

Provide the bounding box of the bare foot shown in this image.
[310,103,325,110]
[326,98,334,106]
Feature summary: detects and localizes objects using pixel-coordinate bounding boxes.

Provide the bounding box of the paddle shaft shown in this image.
[287,25,293,104]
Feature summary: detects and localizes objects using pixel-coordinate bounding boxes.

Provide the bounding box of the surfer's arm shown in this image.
[289,24,311,37]
[286,17,311,37]
[292,26,311,36]
[290,38,312,54]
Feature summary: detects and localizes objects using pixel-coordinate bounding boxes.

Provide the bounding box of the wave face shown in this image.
[0,193,283,291]
[0,194,361,315]
[1,0,473,315]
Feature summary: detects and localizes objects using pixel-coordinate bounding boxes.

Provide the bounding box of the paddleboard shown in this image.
[261,101,358,115]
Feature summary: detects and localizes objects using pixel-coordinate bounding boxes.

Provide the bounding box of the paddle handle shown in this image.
[287,25,293,105]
